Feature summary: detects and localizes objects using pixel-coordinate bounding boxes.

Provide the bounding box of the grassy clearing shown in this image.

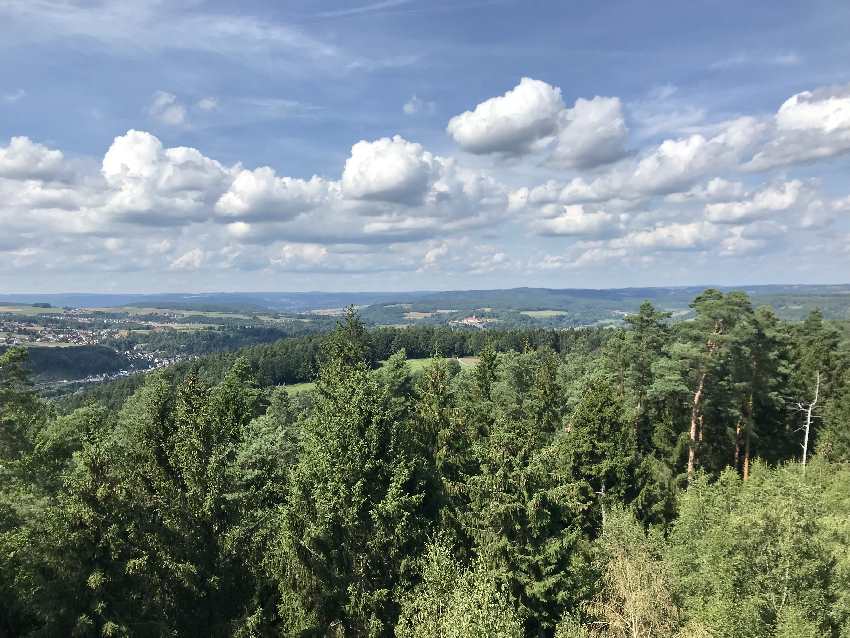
[283,357,480,395]
[284,381,316,394]
[395,356,479,373]
[520,310,569,318]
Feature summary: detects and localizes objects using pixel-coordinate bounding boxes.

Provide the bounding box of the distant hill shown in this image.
[2,284,849,324]
[358,285,850,326]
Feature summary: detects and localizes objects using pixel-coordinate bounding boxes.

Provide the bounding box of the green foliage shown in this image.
[3,295,850,637]
[277,314,435,636]
[1,347,48,460]
[581,508,680,637]
[818,371,850,462]
[557,374,637,532]
[667,462,839,638]
[463,359,589,633]
[396,540,524,638]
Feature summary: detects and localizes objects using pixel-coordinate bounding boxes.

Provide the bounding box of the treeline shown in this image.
[102,320,342,358]
[0,344,133,382]
[60,323,608,412]
[2,289,850,637]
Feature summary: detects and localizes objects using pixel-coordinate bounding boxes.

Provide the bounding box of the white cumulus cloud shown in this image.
[447,77,564,155]
[549,96,628,169]
[705,180,804,224]
[101,130,232,223]
[748,83,850,170]
[342,135,436,204]
[0,136,67,180]
[532,204,620,238]
[447,78,628,168]
[216,167,333,221]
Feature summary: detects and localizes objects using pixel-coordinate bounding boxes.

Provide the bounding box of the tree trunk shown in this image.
[743,393,753,480]
[687,373,706,482]
[802,371,820,470]
[734,419,743,470]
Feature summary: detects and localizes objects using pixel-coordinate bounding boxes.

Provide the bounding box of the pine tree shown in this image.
[278,314,435,636]
[463,399,587,634]
[557,374,637,532]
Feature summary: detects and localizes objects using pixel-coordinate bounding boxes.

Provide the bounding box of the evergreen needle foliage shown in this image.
[2,294,850,637]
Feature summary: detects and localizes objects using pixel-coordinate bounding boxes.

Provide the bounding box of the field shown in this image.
[520,310,569,318]
[94,306,258,320]
[282,381,316,394]
[0,304,64,315]
[281,357,479,395]
[405,356,479,373]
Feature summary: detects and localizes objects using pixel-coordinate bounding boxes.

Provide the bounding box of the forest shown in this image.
[2,288,850,637]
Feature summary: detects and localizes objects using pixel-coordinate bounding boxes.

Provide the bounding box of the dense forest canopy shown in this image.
[2,289,850,637]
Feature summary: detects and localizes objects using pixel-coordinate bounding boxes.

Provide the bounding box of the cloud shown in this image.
[2,89,26,103]
[613,222,721,252]
[101,129,232,223]
[630,85,707,139]
[169,248,205,271]
[832,195,850,213]
[532,204,621,238]
[415,237,513,274]
[665,178,746,203]
[149,91,187,126]
[549,96,628,169]
[747,83,850,170]
[0,136,67,180]
[403,95,436,116]
[197,97,218,111]
[0,126,513,275]
[447,78,628,168]
[516,83,850,215]
[342,135,437,204]
[274,242,328,265]
[447,77,564,155]
[518,115,767,208]
[314,0,415,18]
[5,77,850,284]
[421,241,451,269]
[705,180,804,224]
[534,220,729,272]
[216,167,333,221]
[0,1,342,71]
[710,51,801,70]
[629,117,764,194]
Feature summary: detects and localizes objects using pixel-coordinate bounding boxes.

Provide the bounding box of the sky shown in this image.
[1,0,850,293]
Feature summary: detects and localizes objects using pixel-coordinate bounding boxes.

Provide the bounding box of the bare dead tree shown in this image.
[791,371,820,471]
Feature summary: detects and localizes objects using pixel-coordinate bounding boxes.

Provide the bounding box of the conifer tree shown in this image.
[278,312,434,636]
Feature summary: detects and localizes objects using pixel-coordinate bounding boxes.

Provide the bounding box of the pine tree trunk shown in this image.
[687,373,705,482]
[734,419,743,470]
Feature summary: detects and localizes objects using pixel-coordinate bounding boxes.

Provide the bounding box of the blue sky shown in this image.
[1,0,849,292]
